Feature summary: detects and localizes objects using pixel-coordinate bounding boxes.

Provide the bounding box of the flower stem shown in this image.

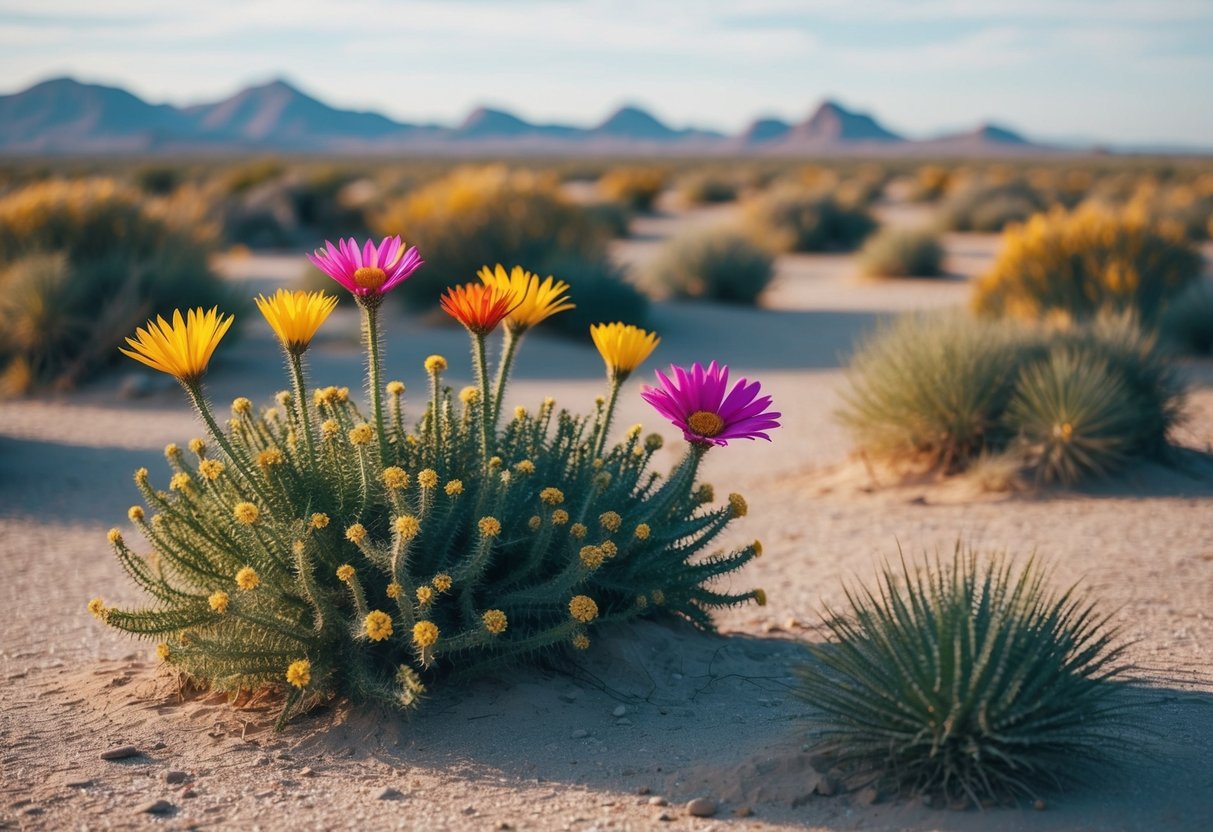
[182,382,273,508]
[592,374,624,459]
[490,327,521,430]
[287,350,318,473]
[471,332,492,462]
[359,298,389,465]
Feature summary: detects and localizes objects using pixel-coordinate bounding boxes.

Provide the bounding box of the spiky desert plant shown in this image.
[837,313,1034,472]
[796,546,1134,805]
[90,243,776,726]
[1004,351,1138,483]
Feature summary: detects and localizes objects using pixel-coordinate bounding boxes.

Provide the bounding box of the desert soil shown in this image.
[2,197,1212,831]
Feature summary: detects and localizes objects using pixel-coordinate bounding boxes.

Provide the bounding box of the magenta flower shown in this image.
[306,236,423,298]
[641,362,780,446]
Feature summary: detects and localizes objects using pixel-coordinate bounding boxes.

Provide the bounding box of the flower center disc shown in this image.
[353,266,387,289]
[687,410,725,437]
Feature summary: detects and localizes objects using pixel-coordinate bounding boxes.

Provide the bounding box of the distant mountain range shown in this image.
[0,76,1075,156]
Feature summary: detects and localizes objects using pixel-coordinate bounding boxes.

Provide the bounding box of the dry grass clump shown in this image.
[857,228,944,278]
[742,186,876,253]
[0,178,233,392]
[646,228,774,305]
[838,312,1184,483]
[940,180,1046,232]
[371,166,612,307]
[677,171,740,206]
[797,546,1134,806]
[972,205,1202,325]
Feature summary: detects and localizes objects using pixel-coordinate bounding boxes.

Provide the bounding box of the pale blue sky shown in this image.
[1,0,1211,145]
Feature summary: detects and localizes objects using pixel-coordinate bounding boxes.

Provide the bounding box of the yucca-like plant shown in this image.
[89,239,779,726]
[796,547,1134,806]
[1005,351,1137,483]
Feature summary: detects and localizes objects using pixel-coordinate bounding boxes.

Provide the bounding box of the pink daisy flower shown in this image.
[641,362,781,446]
[306,236,423,299]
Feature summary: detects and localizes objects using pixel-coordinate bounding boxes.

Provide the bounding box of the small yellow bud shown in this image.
[514,459,535,475]
[571,633,591,650]
[257,448,284,468]
[232,397,252,415]
[292,539,305,556]
[482,609,508,635]
[432,574,452,593]
[275,390,292,407]
[387,380,405,396]
[459,386,479,404]
[134,467,149,485]
[169,472,192,492]
[198,459,224,481]
[188,437,205,456]
[233,502,259,525]
[418,469,438,489]
[412,620,439,647]
[626,424,643,439]
[394,515,421,540]
[651,590,665,605]
[539,487,564,505]
[579,545,604,569]
[321,419,340,440]
[415,585,433,605]
[424,355,448,374]
[336,564,355,583]
[263,408,279,421]
[570,523,587,539]
[552,509,569,525]
[444,479,464,496]
[348,423,374,446]
[164,443,179,459]
[728,492,748,518]
[88,597,107,619]
[209,590,230,614]
[599,511,621,532]
[336,387,350,402]
[382,467,410,490]
[599,540,617,559]
[310,512,330,529]
[478,516,502,538]
[528,515,541,531]
[386,582,402,599]
[128,505,144,522]
[753,588,767,606]
[106,528,122,545]
[569,595,598,623]
[513,406,527,420]
[634,523,650,541]
[345,523,367,544]
[365,610,394,642]
[488,456,503,469]
[752,539,763,557]
[235,566,260,590]
[645,433,664,451]
[286,659,311,689]
[156,643,171,662]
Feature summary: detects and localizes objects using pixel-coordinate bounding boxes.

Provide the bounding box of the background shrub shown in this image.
[1161,281,1213,355]
[677,172,739,206]
[940,181,1046,232]
[796,547,1132,806]
[972,206,1202,325]
[597,167,667,213]
[646,227,774,304]
[839,313,1184,480]
[742,186,876,252]
[538,254,649,338]
[0,179,235,391]
[369,166,610,308]
[857,228,944,278]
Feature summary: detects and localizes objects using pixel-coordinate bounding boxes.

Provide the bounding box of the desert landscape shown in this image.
[2,181,1212,829]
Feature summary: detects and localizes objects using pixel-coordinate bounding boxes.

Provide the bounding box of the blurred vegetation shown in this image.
[0,178,236,393]
[973,205,1202,325]
[858,228,944,278]
[742,185,876,252]
[597,166,668,212]
[646,227,775,305]
[839,312,1185,483]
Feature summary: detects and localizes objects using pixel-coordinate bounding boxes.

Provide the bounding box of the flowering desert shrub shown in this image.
[797,546,1133,806]
[857,228,944,278]
[90,238,779,726]
[839,312,1184,482]
[0,178,234,392]
[598,167,667,212]
[371,166,611,307]
[972,206,1202,325]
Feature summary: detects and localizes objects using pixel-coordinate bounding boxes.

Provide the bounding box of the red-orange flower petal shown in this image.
[439,283,515,336]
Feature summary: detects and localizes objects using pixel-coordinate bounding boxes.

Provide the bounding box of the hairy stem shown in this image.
[592,375,624,459]
[359,298,389,465]
[183,381,273,508]
[287,351,318,474]
[471,332,493,463]
[490,327,521,431]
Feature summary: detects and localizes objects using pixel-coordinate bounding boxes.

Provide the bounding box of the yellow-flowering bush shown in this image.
[369,166,611,306]
[598,166,667,212]
[972,205,1202,325]
[92,243,774,726]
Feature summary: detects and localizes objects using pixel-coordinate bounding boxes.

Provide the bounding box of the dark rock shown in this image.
[101,745,141,760]
[135,799,174,814]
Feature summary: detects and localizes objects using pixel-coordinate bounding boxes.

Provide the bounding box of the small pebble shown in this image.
[648,796,668,806]
[299,767,316,777]
[637,786,651,796]
[854,786,879,806]
[657,811,673,822]
[612,705,627,718]
[152,741,167,750]
[686,797,717,818]
[375,787,404,801]
[571,729,589,739]
[163,770,188,785]
[134,799,174,815]
[733,806,753,817]
[101,745,141,761]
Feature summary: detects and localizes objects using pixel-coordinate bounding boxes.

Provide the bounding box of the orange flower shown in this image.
[439,283,516,336]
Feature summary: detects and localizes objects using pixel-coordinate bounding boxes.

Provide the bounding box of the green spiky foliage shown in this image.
[796,546,1134,806]
[838,312,1185,481]
[92,286,762,728]
[1004,351,1138,483]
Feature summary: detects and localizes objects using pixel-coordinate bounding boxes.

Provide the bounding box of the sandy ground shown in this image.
[2,197,1212,831]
